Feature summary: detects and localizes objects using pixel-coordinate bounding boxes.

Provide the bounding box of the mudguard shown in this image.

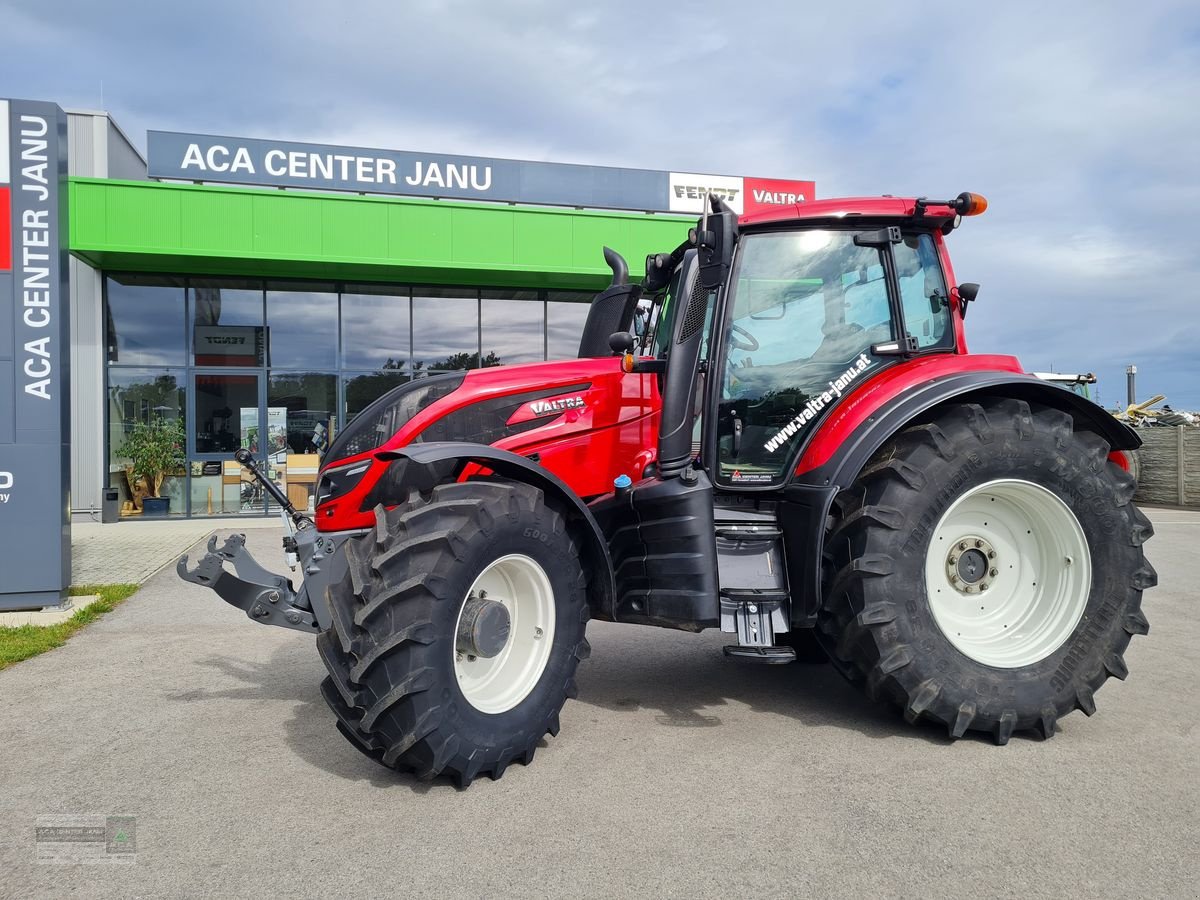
[811,371,1139,489]
[368,442,617,621]
[783,371,1141,625]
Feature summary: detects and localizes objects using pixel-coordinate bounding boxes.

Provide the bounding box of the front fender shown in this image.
[367,442,616,621]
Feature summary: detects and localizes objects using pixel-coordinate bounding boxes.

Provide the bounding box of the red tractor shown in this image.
[181,192,1155,786]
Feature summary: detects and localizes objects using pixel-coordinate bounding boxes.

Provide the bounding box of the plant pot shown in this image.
[142,497,170,518]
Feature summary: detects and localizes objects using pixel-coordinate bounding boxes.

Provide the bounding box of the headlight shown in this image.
[314,458,373,507]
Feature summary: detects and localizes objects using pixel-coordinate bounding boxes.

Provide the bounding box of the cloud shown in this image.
[2,0,1197,405]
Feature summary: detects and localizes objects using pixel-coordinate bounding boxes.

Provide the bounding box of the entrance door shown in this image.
[190,371,266,515]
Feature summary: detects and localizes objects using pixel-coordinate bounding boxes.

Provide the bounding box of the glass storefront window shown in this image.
[106,368,187,517]
[105,274,186,366]
[104,276,604,517]
[547,291,592,360]
[192,278,265,367]
[268,373,337,455]
[194,372,258,454]
[267,282,338,369]
[482,290,544,366]
[345,371,412,422]
[267,373,337,513]
[342,286,411,371]
[413,287,480,372]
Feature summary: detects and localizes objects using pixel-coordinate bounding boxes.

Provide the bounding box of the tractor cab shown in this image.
[633,194,971,489]
[712,222,956,485]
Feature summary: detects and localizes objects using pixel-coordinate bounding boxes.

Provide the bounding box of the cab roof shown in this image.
[739,196,959,228]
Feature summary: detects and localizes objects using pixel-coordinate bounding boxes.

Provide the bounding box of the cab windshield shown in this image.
[715,228,950,486]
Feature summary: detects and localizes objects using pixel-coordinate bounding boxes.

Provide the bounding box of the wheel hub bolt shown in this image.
[947,535,997,595]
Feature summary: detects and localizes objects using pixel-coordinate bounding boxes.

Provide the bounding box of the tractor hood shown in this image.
[314,357,661,523]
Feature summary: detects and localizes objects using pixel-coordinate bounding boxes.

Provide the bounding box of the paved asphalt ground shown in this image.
[1,509,1196,898]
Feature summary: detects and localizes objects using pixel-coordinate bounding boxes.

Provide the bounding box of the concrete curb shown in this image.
[0,594,99,627]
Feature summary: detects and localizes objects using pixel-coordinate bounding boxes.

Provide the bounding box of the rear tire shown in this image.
[819,398,1155,744]
[317,480,590,786]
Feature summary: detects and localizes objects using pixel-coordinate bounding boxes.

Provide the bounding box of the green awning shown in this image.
[68,178,691,290]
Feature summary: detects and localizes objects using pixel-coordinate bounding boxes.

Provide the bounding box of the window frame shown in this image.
[892,231,955,352]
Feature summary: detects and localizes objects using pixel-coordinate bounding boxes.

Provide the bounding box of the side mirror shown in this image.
[608,332,635,354]
[957,282,980,317]
[695,195,738,290]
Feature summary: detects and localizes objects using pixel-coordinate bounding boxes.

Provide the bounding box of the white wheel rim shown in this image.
[453,554,556,714]
[924,478,1092,669]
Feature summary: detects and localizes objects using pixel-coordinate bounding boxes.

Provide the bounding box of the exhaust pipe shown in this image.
[603,246,628,286]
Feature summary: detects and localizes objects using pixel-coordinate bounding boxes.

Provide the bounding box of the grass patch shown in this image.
[0,584,139,671]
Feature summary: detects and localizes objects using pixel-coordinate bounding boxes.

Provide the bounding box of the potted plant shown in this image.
[117,417,186,517]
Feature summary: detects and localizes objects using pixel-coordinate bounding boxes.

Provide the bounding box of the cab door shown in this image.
[707,228,953,490]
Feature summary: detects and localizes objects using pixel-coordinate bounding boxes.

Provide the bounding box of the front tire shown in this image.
[820,398,1156,744]
[317,480,590,786]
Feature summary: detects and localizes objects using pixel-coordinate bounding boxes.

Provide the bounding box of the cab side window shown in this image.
[895,233,952,349]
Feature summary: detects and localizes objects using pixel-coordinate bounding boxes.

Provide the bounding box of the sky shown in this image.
[2,0,1198,408]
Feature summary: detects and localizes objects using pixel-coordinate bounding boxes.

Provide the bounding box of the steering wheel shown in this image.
[730,323,759,352]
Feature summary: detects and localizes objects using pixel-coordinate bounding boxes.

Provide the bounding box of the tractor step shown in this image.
[723,645,797,664]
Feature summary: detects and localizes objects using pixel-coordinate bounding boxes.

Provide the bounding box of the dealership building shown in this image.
[2,98,815,533]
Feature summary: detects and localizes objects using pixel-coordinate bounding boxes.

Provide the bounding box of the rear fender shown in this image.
[367,442,616,621]
[784,372,1140,625]
[814,371,1140,490]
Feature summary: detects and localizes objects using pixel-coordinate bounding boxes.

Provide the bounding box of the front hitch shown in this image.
[177,450,339,634]
[178,533,319,634]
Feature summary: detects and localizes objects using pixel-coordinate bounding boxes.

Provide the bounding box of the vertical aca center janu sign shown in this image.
[0,99,71,610]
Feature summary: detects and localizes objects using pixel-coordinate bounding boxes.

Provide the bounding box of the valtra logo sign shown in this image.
[669,172,816,216]
[742,176,817,216]
[527,395,586,417]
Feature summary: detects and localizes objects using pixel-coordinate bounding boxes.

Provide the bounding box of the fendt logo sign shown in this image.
[668,172,744,214]
[149,131,815,215]
[668,173,818,216]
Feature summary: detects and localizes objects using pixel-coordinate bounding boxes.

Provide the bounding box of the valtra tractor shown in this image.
[180,192,1156,786]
